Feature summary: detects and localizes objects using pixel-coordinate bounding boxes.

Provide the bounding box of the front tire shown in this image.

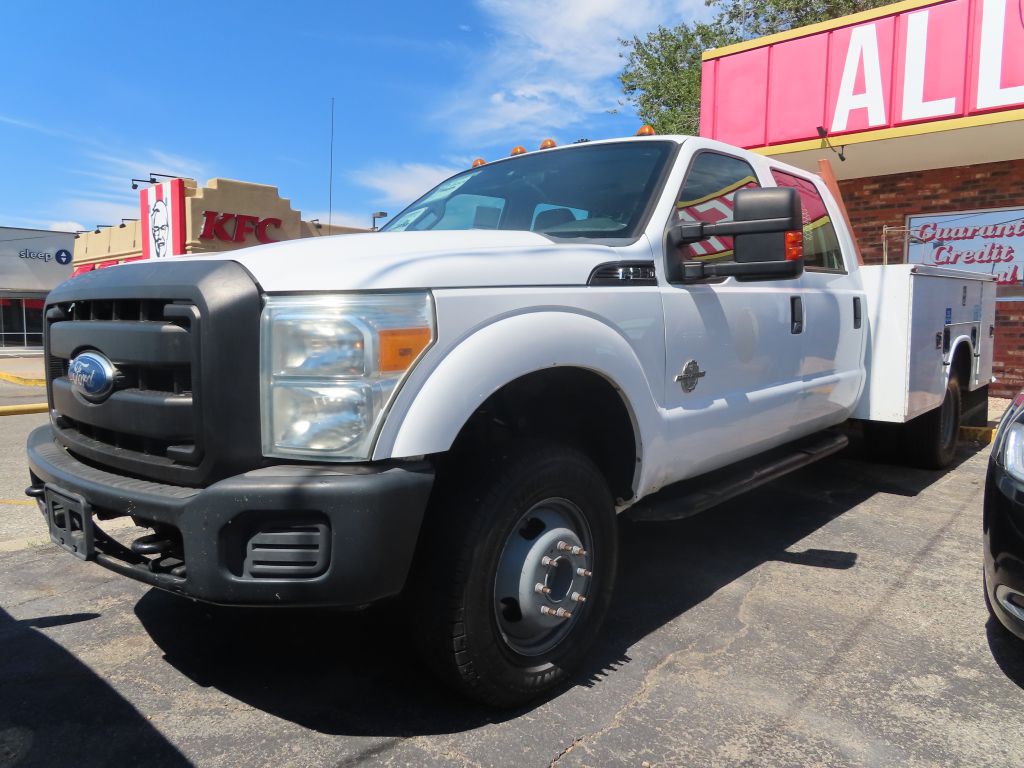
[413,442,618,707]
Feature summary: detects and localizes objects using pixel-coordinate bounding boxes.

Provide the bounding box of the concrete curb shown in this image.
[960,425,995,445]
[0,403,48,416]
[0,372,45,387]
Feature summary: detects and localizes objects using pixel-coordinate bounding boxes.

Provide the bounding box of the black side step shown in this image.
[624,431,849,523]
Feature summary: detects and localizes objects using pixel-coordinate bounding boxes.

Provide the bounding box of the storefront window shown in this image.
[0,298,44,348]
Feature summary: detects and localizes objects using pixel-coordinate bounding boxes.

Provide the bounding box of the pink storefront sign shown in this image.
[701,0,1024,148]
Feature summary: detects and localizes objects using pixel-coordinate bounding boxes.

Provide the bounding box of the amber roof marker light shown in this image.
[471,158,486,168]
[539,138,557,149]
[510,145,527,156]
[636,125,656,136]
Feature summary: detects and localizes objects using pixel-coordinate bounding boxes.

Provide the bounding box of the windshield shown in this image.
[382,140,675,240]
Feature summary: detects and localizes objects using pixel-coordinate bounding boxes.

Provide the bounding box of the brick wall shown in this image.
[839,160,1024,398]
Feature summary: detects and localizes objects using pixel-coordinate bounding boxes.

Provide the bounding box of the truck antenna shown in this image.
[328,96,335,229]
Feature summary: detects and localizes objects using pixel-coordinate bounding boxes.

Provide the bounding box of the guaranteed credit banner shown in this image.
[906,206,1024,299]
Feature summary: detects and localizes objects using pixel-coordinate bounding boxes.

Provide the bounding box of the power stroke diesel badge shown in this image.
[68,351,117,402]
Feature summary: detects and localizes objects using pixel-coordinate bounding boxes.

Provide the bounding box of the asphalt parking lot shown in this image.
[2,411,1024,767]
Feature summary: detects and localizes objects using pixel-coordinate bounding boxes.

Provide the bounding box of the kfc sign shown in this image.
[700,0,1024,147]
[140,179,186,259]
[199,211,282,244]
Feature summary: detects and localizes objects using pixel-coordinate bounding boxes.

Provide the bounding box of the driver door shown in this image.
[659,150,805,482]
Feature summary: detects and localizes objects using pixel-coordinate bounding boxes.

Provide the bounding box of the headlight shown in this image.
[1003,422,1024,483]
[261,292,434,460]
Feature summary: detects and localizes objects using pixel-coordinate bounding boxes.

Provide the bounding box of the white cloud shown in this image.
[61,198,140,228]
[438,0,707,141]
[350,162,462,209]
[86,149,208,187]
[302,209,374,230]
[49,220,85,233]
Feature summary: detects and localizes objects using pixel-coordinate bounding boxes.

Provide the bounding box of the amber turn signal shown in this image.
[379,328,432,372]
[636,125,656,136]
[785,230,804,261]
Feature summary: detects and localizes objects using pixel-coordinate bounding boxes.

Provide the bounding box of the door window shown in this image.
[673,152,760,264]
[770,170,845,272]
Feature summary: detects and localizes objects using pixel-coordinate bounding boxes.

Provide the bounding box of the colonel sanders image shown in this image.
[150,199,169,258]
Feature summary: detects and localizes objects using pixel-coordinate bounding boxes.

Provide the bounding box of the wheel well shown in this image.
[950,341,972,387]
[441,368,638,503]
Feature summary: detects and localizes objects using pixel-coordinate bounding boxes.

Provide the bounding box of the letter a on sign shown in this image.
[140,179,186,259]
[831,25,887,132]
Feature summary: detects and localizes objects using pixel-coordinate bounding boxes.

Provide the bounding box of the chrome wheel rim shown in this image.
[493,497,594,656]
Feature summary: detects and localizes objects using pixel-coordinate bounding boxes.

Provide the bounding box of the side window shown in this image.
[674,152,760,263]
[770,170,845,271]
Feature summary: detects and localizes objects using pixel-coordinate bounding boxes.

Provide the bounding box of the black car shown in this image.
[985,391,1024,639]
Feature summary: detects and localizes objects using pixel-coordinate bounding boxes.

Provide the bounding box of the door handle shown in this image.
[853,296,862,329]
[791,296,803,334]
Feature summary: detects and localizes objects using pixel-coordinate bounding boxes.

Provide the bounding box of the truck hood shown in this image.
[180,230,652,291]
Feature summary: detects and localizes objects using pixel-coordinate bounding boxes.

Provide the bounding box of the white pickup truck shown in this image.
[26,134,995,706]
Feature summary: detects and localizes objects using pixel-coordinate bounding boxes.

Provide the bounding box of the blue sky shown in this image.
[1,0,705,233]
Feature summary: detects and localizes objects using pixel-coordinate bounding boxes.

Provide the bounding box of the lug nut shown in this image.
[571,592,587,603]
[534,583,551,595]
[541,556,555,567]
[540,606,573,619]
[557,541,587,556]
[576,568,592,577]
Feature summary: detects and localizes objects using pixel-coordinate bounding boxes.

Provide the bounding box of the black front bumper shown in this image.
[26,425,434,607]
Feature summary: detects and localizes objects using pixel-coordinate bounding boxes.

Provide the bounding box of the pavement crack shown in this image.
[549,735,586,766]
[547,570,767,766]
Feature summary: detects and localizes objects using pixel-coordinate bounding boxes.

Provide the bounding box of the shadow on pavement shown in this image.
[134,441,984,737]
[0,607,189,768]
[985,617,1024,690]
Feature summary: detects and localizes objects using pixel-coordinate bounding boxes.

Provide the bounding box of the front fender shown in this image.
[372,311,663,466]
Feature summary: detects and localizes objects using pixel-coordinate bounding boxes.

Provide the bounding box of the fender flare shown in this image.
[372,311,662,469]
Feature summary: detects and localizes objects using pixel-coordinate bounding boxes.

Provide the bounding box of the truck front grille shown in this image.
[43,260,264,487]
[47,299,203,471]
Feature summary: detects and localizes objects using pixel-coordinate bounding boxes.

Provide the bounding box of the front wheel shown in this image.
[413,442,618,707]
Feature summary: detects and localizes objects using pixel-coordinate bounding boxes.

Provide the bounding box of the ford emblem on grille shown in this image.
[68,351,117,402]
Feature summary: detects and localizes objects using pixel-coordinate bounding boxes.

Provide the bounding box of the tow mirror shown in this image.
[669,187,804,282]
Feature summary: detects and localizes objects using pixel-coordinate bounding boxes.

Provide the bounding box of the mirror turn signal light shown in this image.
[471,158,486,168]
[785,231,804,261]
[636,125,656,136]
[539,138,556,149]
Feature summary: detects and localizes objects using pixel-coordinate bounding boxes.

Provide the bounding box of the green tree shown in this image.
[619,22,730,136]
[619,0,893,134]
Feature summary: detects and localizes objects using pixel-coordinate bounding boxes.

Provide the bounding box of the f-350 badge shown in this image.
[674,359,706,393]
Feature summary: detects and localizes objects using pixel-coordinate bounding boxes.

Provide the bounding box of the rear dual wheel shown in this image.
[865,375,961,469]
[413,442,618,707]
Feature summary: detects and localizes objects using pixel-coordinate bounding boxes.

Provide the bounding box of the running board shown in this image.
[624,431,849,523]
